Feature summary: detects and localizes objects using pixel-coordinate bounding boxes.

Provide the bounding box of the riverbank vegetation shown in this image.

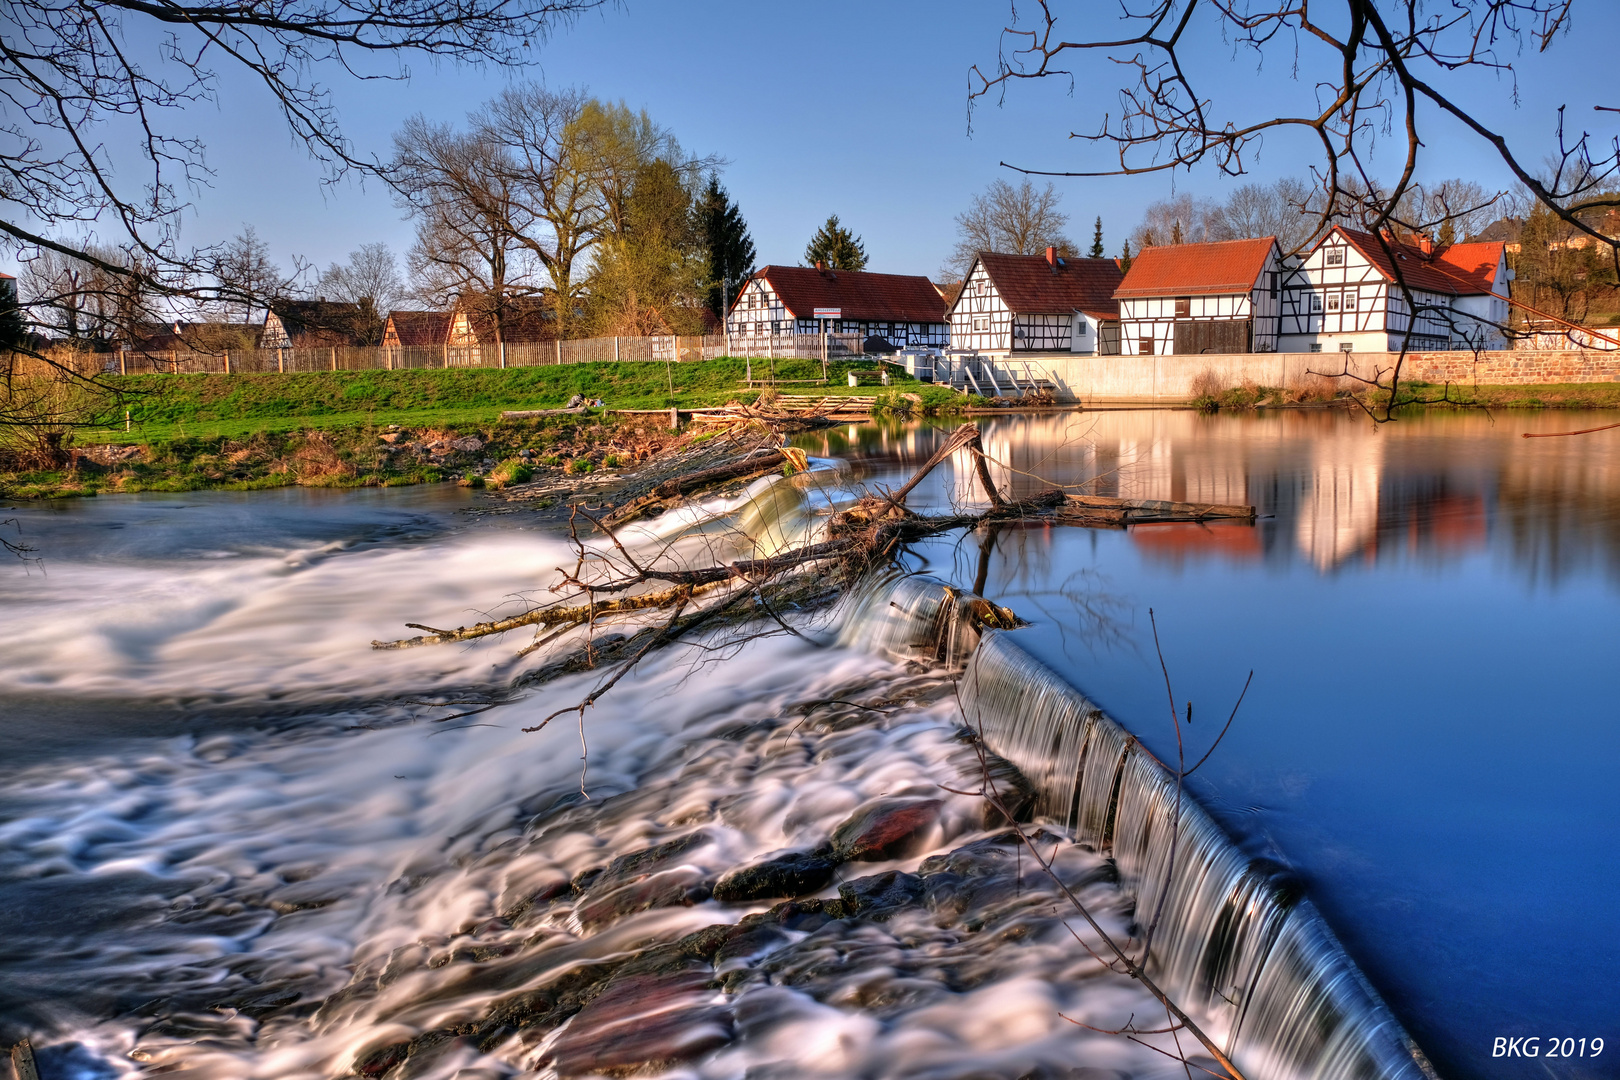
[1189,372,1620,414]
[0,359,973,498]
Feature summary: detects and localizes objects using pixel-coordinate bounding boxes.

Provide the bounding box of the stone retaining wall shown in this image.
[1039,350,1620,403]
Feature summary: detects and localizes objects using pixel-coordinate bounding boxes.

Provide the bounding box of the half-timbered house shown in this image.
[725,265,948,352]
[260,300,371,349]
[382,311,451,350]
[1278,227,1510,353]
[948,249,1124,356]
[1114,238,1284,355]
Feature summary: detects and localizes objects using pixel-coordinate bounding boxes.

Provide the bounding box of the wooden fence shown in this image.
[78,331,876,376]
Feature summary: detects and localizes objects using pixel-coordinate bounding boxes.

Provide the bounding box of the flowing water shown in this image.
[1,409,1615,1080]
[798,409,1620,1080]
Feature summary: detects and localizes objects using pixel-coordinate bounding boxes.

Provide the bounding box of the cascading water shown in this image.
[944,620,1433,1080]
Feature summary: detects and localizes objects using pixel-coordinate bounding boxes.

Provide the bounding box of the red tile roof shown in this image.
[1432,241,1507,294]
[970,252,1124,320]
[384,311,451,347]
[1328,228,1503,296]
[740,265,947,324]
[1114,238,1278,298]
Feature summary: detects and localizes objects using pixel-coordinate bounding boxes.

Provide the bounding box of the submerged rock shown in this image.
[545,961,731,1077]
[712,849,837,903]
[830,797,943,861]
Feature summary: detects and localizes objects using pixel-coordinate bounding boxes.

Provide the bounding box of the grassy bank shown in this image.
[85,357,962,443]
[1,358,973,499]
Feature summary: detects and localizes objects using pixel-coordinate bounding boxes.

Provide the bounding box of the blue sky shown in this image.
[11,1,1620,284]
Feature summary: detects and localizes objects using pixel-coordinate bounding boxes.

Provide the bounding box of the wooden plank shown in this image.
[12,1040,41,1080]
[1068,493,1255,520]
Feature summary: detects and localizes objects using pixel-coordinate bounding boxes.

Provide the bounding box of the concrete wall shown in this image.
[1034,350,1620,404]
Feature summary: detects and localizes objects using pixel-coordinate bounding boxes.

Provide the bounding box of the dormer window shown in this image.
[1325,247,1345,267]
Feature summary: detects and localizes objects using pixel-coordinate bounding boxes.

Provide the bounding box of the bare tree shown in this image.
[946,179,1075,278]
[393,115,549,343]
[0,0,607,349]
[1209,178,1318,252]
[969,0,1617,420]
[17,243,154,346]
[1129,191,1223,250]
[210,228,292,324]
[318,243,407,321]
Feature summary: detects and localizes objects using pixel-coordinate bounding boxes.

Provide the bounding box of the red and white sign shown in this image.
[812,308,842,320]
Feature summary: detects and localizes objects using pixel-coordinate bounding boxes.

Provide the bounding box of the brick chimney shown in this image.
[815,261,825,272]
[1417,234,1434,255]
[1045,246,1057,269]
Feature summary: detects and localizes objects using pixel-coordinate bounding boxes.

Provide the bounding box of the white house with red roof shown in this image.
[1114,237,1286,355]
[1279,226,1510,353]
[726,264,949,352]
[948,249,1124,357]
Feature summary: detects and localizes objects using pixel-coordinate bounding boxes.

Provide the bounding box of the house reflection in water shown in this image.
[797,410,1620,579]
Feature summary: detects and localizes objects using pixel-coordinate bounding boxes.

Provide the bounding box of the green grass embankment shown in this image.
[2,358,973,499]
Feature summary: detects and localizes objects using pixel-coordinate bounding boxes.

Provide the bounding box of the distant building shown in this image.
[948,249,1123,356]
[1114,238,1285,355]
[260,299,371,349]
[1278,227,1510,353]
[381,311,452,349]
[725,265,949,352]
[130,320,258,353]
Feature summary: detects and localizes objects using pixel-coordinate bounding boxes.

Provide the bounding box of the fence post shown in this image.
[223,351,230,375]
[171,350,177,374]
[119,348,126,376]
[614,336,619,362]
[499,340,506,369]
[443,343,449,368]
[556,339,562,365]
[331,347,337,372]
[278,349,284,374]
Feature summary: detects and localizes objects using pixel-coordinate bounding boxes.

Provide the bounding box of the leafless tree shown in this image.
[1129,191,1224,249]
[17,243,154,346]
[0,0,607,349]
[393,114,551,342]
[945,178,1076,279]
[209,228,294,324]
[318,243,408,316]
[1209,177,1318,251]
[970,0,1617,419]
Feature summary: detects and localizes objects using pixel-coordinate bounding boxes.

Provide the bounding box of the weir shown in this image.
[841,575,1433,1080]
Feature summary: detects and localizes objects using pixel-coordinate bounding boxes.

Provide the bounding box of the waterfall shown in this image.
[847,577,1432,1080]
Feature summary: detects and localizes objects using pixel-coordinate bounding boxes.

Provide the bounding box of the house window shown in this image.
[1339,342,1354,352]
[972,316,988,332]
[1326,293,1341,313]
[1343,291,1357,311]
[1325,247,1345,266]
[1075,320,1088,336]
[1310,343,1324,352]
[975,280,986,296]
[1139,336,1154,354]
[1268,272,1279,298]
[1310,294,1324,313]
[1174,297,1190,317]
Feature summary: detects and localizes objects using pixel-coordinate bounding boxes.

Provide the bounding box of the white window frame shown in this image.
[1343,290,1358,311]
[1326,293,1341,313]
[972,316,988,332]
[1325,247,1345,267]
[1310,293,1324,313]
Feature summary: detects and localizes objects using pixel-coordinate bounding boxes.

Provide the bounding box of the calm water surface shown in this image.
[798,408,1620,1080]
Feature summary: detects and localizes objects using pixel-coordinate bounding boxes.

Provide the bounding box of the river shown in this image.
[0,408,1615,1080]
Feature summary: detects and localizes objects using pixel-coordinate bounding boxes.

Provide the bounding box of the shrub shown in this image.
[568,457,594,474]
[489,458,534,486]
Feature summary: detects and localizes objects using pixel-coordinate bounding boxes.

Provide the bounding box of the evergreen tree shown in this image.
[1089,216,1105,258]
[1437,217,1456,249]
[803,214,868,271]
[0,280,26,351]
[1120,240,1133,274]
[696,176,756,318]
[1171,219,1184,245]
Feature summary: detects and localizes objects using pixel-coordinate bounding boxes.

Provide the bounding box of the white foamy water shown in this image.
[0,487,1190,1080]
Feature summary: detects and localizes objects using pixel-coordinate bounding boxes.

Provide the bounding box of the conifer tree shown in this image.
[696,176,756,318]
[1120,240,1133,274]
[1090,216,1105,258]
[803,215,868,271]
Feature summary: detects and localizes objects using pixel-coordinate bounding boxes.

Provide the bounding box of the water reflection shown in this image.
[802,410,1620,585]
